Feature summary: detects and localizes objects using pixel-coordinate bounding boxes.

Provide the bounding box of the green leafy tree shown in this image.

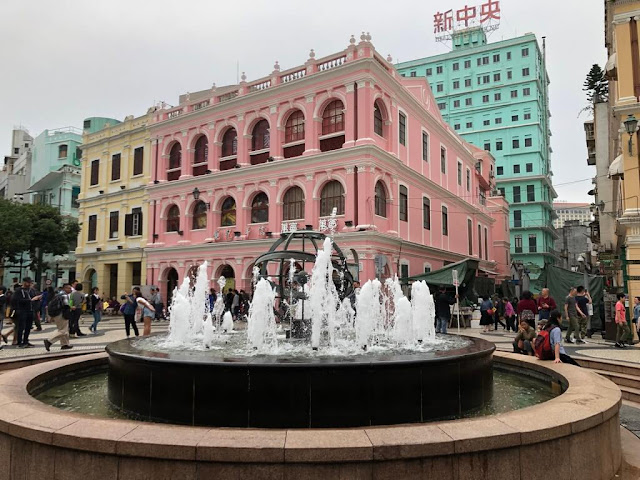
[0,199,32,262]
[583,64,609,103]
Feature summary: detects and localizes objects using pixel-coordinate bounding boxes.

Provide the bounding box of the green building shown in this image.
[397,28,557,270]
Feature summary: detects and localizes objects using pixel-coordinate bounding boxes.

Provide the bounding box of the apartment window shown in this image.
[468,219,473,255]
[464,60,471,68]
[400,264,409,279]
[375,182,387,217]
[322,100,344,135]
[513,164,521,174]
[496,141,503,150]
[513,139,520,149]
[87,215,97,241]
[438,102,446,110]
[522,47,529,57]
[410,71,417,77]
[522,68,530,76]
[497,166,503,175]
[513,186,521,203]
[465,98,472,106]
[109,211,119,238]
[423,197,431,229]
[374,102,384,136]
[484,142,491,151]
[426,68,432,76]
[422,132,429,161]
[133,147,144,175]
[111,153,121,181]
[510,90,518,98]
[399,112,406,146]
[495,117,503,124]
[494,92,502,101]
[528,234,537,253]
[527,185,535,202]
[58,144,68,159]
[483,120,490,126]
[515,235,523,253]
[494,73,501,82]
[453,80,460,89]
[457,162,462,185]
[126,207,143,236]
[442,206,449,235]
[524,112,532,120]
[466,168,471,191]
[526,163,533,173]
[166,205,181,231]
[453,100,461,108]
[465,78,471,87]
[453,62,459,71]
[454,124,460,130]
[436,65,443,74]
[424,266,432,273]
[514,210,522,228]
[523,87,531,96]
[320,181,345,216]
[399,185,408,222]
[13,148,19,155]
[440,147,447,173]
[498,187,505,196]
[512,115,519,122]
[90,159,99,186]
[436,84,444,92]
[483,74,490,83]
[493,54,500,62]
[507,52,512,60]
[482,94,489,103]
[525,137,532,147]
[466,122,473,128]
[507,71,513,80]
[283,187,304,221]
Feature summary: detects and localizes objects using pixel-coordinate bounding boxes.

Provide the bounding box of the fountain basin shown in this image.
[106,335,495,428]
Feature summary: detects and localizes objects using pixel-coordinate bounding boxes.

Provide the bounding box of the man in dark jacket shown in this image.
[435,285,456,334]
[11,277,41,348]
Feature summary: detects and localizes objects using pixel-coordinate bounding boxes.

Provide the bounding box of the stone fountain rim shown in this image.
[0,350,621,464]
[104,334,494,368]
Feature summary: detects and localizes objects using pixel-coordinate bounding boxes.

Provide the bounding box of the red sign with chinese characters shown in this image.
[434,0,500,35]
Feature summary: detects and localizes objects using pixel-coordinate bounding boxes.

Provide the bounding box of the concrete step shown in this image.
[575,357,640,378]
[621,385,640,404]
[591,369,640,391]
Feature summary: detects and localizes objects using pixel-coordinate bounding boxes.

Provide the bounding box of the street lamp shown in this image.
[624,114,638,155]
[192,187,209,209]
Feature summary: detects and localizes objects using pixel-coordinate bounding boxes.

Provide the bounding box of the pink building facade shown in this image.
[145,35,510,299]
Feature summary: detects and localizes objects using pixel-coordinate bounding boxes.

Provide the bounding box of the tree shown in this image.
[0,199,32,262]
[583,64,609,104]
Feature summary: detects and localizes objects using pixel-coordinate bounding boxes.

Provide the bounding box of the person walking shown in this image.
[564,287,580,344]
[434,285,456,334]
[68,283,87,337]
[120,290,139,338]
[536,288,557,322]
[231,289,240,320]
[11,277,42,348]
[88,287,103,333]
[516,291,538,329]
[503,297,516,332]
[133,287,155,336]
[480,296,494,333]
[615,293,631,348]
[43,283,73,351]
[634,296,640,338]
[494,296,506,331]
[575,286,591,343]
[546,310,580,365]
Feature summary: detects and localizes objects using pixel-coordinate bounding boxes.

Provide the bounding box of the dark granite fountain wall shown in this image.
[106,336,495,428]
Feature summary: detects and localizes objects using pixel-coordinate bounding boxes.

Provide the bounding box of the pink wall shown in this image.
[144,35,510,298]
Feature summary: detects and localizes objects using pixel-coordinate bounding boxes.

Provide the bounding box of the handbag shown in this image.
[119,304,126,314]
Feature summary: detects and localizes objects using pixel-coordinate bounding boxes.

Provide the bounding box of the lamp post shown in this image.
[624,114,638,155]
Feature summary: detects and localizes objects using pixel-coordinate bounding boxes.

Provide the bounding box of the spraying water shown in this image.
[308,237,340,349]
[246,278,277,351]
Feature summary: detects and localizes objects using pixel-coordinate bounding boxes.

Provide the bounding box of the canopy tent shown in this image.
[404,258,483,300]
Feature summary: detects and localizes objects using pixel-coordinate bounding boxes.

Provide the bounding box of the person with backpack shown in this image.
[615,293,631,348]
[516,291,537,329]
[68,283,87,337]
[43,283,73,351]
[564,287,581,344]
[538,310,580,365]
[120,290,140,338]
[513,319,537,355]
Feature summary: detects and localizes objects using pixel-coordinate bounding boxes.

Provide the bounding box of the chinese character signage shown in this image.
[434,0,500,41]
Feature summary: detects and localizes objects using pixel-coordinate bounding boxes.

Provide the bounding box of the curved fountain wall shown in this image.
[106,336,495,428]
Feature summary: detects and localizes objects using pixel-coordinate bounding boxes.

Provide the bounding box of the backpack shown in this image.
[47,294,64,317]
[534,327,555,360]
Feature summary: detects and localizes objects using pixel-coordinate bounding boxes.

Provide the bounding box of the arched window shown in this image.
[192,201,207,230]
[251,120,270,151]
[193,136,208,176]
[322,100,344,135]
[375,181,387,217]
[221,128,238,157]
[320,180,345,216]
[221,197,236,226]
[168,143,182,181]
[166,205,180,232]
[283,187,305,221]
[374,101,384,136]
[251,192,269,223]
[285,110,305,143]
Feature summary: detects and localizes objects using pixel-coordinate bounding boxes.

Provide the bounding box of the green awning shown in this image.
[405,258,480,288]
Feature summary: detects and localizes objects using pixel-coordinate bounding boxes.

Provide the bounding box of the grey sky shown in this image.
[0,0,604,202]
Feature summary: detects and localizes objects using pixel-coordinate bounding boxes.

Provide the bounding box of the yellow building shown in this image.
[76,114,150,299]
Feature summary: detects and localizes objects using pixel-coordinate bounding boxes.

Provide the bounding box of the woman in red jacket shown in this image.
[516,291,538,328]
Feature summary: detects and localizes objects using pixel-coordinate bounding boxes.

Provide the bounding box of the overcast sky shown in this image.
[0,0,604,202]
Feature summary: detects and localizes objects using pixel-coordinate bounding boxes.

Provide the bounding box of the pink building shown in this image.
[145,34,510,299]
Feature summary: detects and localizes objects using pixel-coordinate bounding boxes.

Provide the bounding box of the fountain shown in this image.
[106,231,495,428]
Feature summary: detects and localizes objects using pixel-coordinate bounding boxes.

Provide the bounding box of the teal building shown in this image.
[397,28,557,270]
